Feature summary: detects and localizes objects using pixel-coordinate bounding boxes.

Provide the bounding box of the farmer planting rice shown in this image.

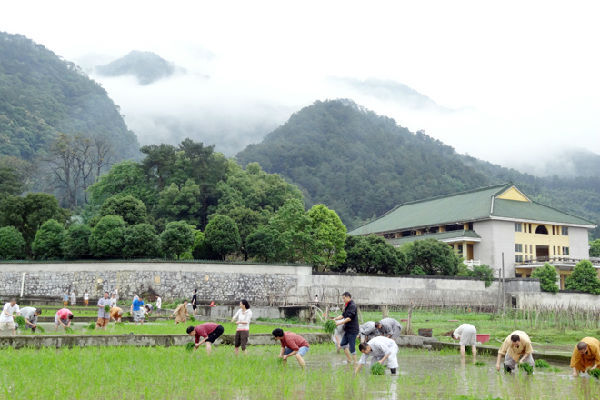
[272,328,310,369]
[334,291,359,364]
[131,295,145,325]
[359,321,380,343]
[570,337,600,377]
[231,299,252,355]
[19,306,41,332]
[355,336,399,375]
[110,306,123,323]
[187,322,225,355]
[173,300,189,325]
[375,317,402,340]
[96,291,111,330]
[0,298,20,336]
[332,323,345,352]
[449,323,477,361]
[54,307,74,331]
[496,330,534,373]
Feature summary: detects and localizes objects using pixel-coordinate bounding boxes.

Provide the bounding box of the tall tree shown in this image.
[31,219,65,260]
[204,215,241,260]
[100,194,147,225]
[306,205,347,271]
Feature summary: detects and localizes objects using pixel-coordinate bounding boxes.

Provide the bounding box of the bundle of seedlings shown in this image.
[371,363,386,375]
[185,342,196,351]
[589,369,600,379]
[519,363,533,375]
[323,320,336,335]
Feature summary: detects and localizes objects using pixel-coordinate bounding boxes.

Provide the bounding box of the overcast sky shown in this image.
[2,0,599,170]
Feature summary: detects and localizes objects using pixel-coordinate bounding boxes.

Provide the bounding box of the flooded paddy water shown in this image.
[1,344,599,399]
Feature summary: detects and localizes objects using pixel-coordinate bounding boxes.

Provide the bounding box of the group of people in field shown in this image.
[3,289,600,377]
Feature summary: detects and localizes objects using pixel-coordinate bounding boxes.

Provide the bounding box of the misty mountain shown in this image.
[509,148,600,178]
[236,99,600,237]
[236,99,489,228]
[330,77,450,112]
[95,51,176,85]
[0,32,139,204]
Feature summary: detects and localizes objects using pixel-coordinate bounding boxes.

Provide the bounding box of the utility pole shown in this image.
[502,252,506,316]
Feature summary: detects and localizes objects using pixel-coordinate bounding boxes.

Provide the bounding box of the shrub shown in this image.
[403,239,462,275]
[565,260,600,295]
[31,219,65,259]
[0,226,25,260]
[62,224,91,259]
[531,263,559,293]
[470,265,495,287]
[160,221,195,259]
[89,215,126,258]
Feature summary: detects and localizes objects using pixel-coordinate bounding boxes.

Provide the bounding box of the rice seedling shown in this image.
[14,316,26,329]
[86,322,96,330]
[185,342,195,351]
[534,359,550,368]
[519,363,534,375]
[323,319,336,334]
[589,369,600,379]
[64,327,74,334]
[104,305,110,312]
[370,363,385,375]
[474,361,486,367]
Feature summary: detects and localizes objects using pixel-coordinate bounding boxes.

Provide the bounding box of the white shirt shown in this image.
[156,297,162,309]
[232,308,252,331]
[0,303,20,323]
[109,298,117,307]
[84,293,89,300]
[359,336,398,364]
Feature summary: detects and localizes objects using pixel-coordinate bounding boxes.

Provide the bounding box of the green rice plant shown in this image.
[185,342,195,351]
[86,322,96,330]
[323,319,336,334]
[14,315,26,329]
[36,325,46,333]
[104,305,110,312]
[589,368,600,379]
[519,363,533,375]
[371,363,385,375]
[534,359,550,368]
[474,361,486,367]
[64,327,74,334]
[189,315,196,322]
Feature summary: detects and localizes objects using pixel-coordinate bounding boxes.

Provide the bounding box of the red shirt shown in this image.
[56,308,73,320]
[194,323,218,344]
[280,332,309,351]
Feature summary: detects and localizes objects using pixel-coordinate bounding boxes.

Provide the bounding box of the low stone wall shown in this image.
[0,262,310,305]
[514,292,600,310]
[0,332,330,349]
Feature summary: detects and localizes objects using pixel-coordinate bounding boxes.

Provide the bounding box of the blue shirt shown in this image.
[132,299,144,311]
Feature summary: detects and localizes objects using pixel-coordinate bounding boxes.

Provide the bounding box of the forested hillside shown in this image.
[237,100,600,238]
[0,32,139,207]
[95,51,175,85]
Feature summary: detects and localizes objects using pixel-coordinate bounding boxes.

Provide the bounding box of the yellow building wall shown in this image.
[514,223,570,259]
[497,186,529,202]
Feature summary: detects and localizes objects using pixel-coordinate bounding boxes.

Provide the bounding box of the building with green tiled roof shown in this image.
[349,184,597,282]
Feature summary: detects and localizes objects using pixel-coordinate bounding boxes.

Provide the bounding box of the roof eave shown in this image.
[488,215,596,229]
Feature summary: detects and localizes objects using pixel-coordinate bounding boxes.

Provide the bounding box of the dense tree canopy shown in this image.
[0,226,25,260]
[565,260,600,295]
[31,219,65,260]
[89,215,126,258]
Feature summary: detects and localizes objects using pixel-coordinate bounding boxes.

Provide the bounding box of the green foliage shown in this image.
[123,224,160,258]
[323,320,336,334]
[0,226,26,260]
[88,161,155,207]
[589,368,600,379]
[565,260,600,295]
[534,359,550,368]
[0,193,69,248]
[101,195,147,225]
[185,342,196,351]
[246,226,278,263]
[268,198,312,263]
[14,316,26,329]
[403,239,462,275]
[96,51,175,85]
[409,265,426,275]
[0,166,24,196]
[458,264,495,287]
[370,363,386,375]
[191,230,218,260]
[338,235,404,274]
[86,322,96,330]
[590,239,600,257]
[306,205,347,271]
[518,363,533,375]
[156,180,201,224]
[531,264,559,293]
[204,215,241,260]
[89,215,126,258]
[62,224,92,259]
[31,219,65,259]
[160,221,195,259]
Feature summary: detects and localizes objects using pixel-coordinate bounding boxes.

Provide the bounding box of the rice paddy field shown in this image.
[1,344,599,400]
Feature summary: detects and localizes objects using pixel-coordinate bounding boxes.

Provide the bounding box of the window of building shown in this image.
[561,226,568,235]
[563,246,569,255]
[515,255,523,263]
[515,244,523,252]
[515,223,522,232]
[535,225,548,235]
[530,245,533,253]
[524,245,528,254]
